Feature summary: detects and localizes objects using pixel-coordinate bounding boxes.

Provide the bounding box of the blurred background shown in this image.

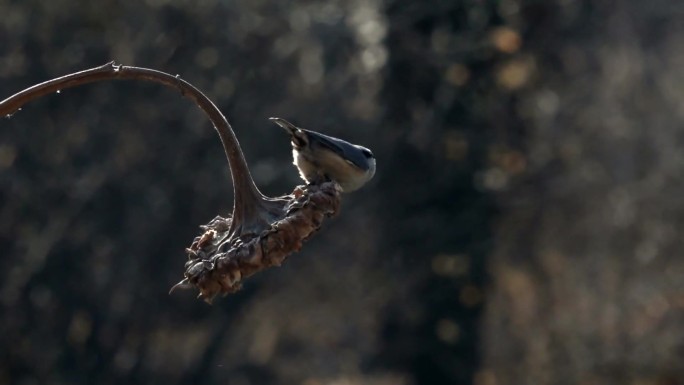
[1,0,683,384]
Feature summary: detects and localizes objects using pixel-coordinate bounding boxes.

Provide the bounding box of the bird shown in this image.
[270,117,376,192]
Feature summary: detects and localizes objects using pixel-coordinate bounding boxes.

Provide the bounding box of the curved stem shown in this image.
[0,61,268,233]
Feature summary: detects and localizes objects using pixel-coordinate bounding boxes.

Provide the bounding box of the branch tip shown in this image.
[169,278,191,294]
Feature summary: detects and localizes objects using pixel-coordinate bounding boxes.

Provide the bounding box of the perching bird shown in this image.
[270,117,376,192]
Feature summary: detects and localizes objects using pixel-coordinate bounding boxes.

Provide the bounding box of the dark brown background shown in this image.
[1,1,682,384]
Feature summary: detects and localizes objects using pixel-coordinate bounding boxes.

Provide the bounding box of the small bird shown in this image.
[270,117,376,192]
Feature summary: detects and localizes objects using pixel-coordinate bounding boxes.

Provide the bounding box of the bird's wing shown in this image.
[305,130,370,171]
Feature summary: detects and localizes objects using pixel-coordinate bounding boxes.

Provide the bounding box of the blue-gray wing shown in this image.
[303,129,371,171]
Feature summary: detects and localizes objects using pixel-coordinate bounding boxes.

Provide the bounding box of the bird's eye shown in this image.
[361,149,374,158]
